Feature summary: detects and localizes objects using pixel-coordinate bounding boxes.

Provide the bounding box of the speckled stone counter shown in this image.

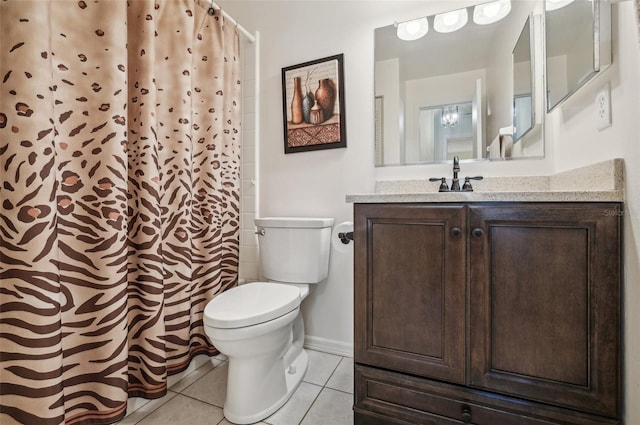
[346,159,624,203]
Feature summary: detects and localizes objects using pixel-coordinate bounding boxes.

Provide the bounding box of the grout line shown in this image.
[323,386,353,396]
[323,357,354,395]
[130,390,179,425]
[297,356,348,425]
[320,355,343,389]
[178,391,225,410]
[291,384,323,425]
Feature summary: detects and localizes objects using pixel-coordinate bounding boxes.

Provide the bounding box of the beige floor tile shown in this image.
[326,357,354,394]
[170,357,226,393]
[115,391,178,425]
[116,350,355,425]
[167,354,212,389]
[180,361,228,408]
[302,350,341,386]
[264,382,322,425]
[300,388,354,425]
[134,393,224,425]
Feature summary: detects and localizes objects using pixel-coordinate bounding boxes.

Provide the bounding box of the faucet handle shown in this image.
[462,176,483,191]
[429,177,449,192]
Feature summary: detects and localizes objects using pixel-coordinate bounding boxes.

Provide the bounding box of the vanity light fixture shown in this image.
[441,106,459,128]
[473,0,511,25]
[396,17,429,41]
[545,0,576,11]
[434,8,468,33]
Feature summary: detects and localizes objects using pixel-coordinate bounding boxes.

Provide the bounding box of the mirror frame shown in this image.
[545,0,612,112]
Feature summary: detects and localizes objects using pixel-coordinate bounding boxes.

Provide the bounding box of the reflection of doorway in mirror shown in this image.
[418,102,473,162]
[446,137,474,160]
[513,94,532,141]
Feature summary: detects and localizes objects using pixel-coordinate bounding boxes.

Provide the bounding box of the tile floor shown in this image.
[115,350,354,425]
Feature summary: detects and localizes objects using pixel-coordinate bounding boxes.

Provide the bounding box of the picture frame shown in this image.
[281,54,346,154]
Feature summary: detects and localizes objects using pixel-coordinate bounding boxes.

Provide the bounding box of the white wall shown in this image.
[548,4,640,423]
[224,1,640,421]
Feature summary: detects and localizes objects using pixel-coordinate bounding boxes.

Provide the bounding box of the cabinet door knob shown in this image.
[451,227,461,237]
[461,408,472,423]
[472,228,484,238]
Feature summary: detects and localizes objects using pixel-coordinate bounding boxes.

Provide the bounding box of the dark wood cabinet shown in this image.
[354,204,466,384]
[354,202,622,425]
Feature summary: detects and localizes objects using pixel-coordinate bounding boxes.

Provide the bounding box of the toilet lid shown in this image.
[204,282,301,329]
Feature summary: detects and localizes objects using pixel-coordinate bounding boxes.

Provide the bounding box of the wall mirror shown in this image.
[374,0,545,166]
[545,0,611,111]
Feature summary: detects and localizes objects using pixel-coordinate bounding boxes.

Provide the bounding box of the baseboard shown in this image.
[304,335,353,358]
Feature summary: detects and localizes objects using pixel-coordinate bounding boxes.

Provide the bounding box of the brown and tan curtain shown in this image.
[0,0,241,424]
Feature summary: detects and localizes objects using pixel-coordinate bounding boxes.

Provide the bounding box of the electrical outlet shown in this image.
[596,83,611,131]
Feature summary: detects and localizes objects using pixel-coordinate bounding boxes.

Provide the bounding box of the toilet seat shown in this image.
[204,282,301,329]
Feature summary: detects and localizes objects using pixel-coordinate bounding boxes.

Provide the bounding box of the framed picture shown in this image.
[281,54,346,154]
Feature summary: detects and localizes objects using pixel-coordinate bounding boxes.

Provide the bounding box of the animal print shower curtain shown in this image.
[0,1,241,424]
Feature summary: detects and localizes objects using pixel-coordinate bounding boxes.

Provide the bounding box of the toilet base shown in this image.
[223,348,308,424]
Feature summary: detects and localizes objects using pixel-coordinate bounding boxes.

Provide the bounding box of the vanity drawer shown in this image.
[355,364,620,425]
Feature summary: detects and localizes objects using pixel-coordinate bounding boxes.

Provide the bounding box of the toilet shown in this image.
[203,217,334,424]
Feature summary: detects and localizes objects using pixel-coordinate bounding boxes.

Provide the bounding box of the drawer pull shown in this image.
[472,228,484,238]
[461,408,472,423]
[451,227,461,237]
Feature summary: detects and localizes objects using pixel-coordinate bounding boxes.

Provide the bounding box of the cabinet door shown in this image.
[468,203,621,418]
[355,204,466,383]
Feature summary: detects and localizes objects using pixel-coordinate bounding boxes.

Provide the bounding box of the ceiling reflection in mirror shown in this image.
[374,0,545,167]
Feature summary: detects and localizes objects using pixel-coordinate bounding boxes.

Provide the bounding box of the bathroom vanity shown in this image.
[348,160,623,425]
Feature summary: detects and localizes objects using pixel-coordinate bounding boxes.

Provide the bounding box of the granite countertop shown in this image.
[346,159,624,204]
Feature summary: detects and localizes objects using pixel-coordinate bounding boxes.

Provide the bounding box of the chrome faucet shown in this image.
[429,156,483,192]
[451,156,461,191]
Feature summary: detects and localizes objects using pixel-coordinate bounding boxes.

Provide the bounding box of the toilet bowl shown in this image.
[203,217,333,424]
[204,282,307,424]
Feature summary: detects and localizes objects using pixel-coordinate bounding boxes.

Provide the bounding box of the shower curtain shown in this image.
[0,1,241,424]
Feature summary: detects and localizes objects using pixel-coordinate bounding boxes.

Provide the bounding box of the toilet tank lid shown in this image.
[255,217,334,228]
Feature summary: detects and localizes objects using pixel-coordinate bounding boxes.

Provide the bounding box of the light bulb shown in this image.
[434,8,468,33]
[484,3,501,17]
[396,17,429,41]
[473,0,511,25]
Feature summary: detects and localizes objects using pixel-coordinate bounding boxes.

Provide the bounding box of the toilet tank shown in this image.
[255,217,334,284]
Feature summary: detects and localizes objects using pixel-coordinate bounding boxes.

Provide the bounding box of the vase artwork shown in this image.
[281,54,346,154]
[309,101,323,125]
[302,92,314,124]
[290,76,304,124]
[315,78,336,122]
[290,77,336,126]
